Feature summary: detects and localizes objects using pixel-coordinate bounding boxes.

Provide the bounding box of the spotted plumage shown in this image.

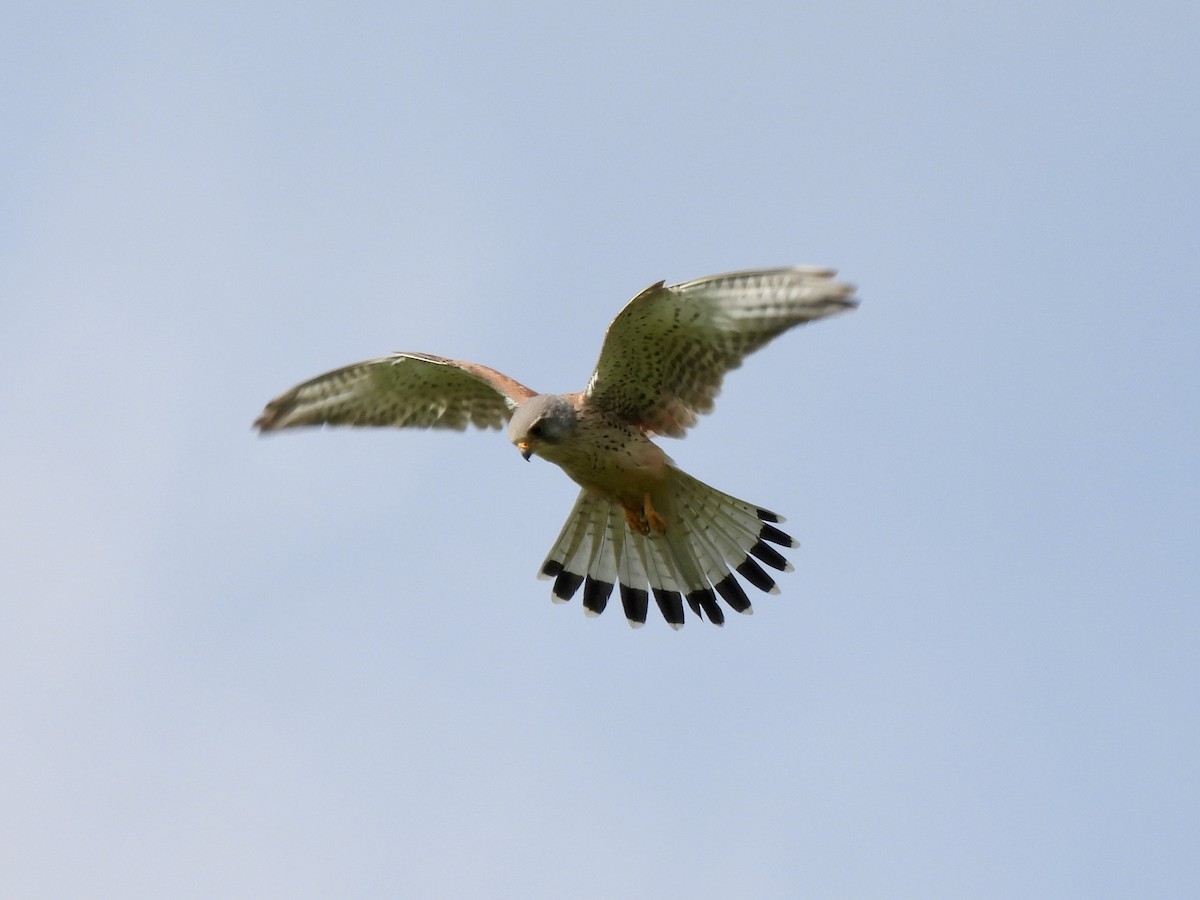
[255,267,857,628]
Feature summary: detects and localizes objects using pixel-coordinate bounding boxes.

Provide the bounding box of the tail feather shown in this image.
[614,525,650,626]
[690,589,725,625]
[659,515,724,626]
[646,536,687,629]
[713,574,752,614]
[539,498,590,603]
[537,470,798,628]
[581,504,619,616]
[675,483,780,594]
[637,533,682,628]
[582,576,612,616]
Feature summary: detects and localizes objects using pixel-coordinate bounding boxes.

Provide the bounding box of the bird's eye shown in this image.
[527,422,544,439]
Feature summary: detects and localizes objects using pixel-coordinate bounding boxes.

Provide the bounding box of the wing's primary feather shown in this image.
[255,351,536,432]
[584,267,857,437]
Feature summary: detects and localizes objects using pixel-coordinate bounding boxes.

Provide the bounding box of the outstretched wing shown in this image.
[583,267,857,437]
[255,351,536,433]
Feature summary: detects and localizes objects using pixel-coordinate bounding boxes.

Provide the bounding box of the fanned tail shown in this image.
[537,470,797,629]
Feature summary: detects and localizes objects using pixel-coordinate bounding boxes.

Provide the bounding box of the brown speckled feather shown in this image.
[583,267,856,437]
[255,352,536,432]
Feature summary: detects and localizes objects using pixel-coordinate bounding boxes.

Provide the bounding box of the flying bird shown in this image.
[255,267,857,628]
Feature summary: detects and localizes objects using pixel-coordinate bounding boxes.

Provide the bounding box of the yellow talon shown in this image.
[621,495,667,535]
[643,493,667,534]
[623,505,649,535]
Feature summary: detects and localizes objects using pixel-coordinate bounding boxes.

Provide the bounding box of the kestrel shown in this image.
[255,267,857,628]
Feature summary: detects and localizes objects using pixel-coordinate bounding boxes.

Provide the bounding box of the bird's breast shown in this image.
[549,419,671,506]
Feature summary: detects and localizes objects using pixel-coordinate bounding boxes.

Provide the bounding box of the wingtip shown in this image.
[252,393,293,432]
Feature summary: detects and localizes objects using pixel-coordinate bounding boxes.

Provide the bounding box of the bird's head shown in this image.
[509,394,577,461]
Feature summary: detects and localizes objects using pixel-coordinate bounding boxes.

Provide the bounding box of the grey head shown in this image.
[509,394,577,460]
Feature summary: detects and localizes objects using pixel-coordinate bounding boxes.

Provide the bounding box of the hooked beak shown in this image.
[517,441,534,461]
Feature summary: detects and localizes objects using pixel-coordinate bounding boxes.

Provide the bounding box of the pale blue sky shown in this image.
[2,2,1197,898]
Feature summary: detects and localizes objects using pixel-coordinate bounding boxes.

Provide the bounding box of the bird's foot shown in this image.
[643,493,667,534]
[623,505,650,535]
[622,494,668,535]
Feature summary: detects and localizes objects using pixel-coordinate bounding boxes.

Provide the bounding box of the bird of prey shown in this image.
[255,267,857,628]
